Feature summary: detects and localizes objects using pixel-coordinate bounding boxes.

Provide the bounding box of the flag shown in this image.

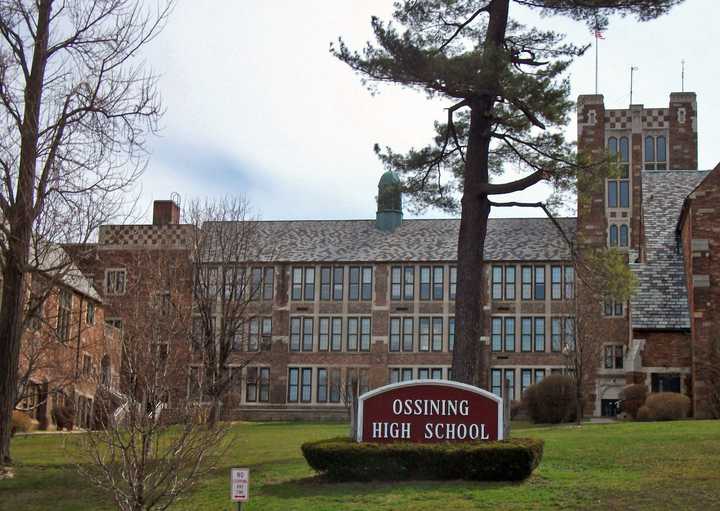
[594,30,605,40]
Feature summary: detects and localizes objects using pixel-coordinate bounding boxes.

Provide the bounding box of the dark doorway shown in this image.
[601,399,619,417]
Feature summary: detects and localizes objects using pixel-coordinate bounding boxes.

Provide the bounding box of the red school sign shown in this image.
[357,380,504,443]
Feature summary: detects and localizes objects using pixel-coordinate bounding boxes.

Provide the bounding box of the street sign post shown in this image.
[231,467,249,510]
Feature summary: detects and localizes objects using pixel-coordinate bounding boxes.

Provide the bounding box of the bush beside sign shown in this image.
[357,380,503,443]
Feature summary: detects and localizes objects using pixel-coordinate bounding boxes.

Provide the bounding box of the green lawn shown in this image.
[2,420,720,510]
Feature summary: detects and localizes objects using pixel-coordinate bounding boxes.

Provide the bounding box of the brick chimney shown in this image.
[152,200,180,225]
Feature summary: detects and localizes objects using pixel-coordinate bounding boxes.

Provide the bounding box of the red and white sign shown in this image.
[357,380,503,443]
[231,467,249,502]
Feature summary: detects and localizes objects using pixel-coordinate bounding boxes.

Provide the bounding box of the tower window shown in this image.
[608,223,629,248]
[607,136,630,208]
[644,135,667,170]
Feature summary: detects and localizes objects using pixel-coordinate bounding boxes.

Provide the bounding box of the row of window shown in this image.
[491,265,574,301]
[292,266,372,301]
[191,317,273,352]
[390,266,457,301]
[290,317,372,352]
[491,316,575,352]
[490,367,565,401]
[389,366,451,383]
[288,367,370,403]
[188,366,271,402]
[199,266,274,302]
[389,317,455,352]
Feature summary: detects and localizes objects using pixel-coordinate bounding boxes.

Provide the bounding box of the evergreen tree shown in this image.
[333,0,683,386]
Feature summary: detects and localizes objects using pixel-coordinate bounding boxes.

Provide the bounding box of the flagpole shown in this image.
[595,31,598,94]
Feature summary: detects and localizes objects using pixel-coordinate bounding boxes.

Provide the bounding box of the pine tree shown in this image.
[333,0,683,386]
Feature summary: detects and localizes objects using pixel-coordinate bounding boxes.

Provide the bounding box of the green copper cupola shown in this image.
[376,170,403,232]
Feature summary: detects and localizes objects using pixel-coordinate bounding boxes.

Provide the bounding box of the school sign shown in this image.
[356,380,504,443]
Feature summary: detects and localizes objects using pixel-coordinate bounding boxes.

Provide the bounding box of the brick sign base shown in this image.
[357,380,504,443]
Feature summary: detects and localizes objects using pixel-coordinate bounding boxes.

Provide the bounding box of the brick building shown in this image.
[68,90,718,420]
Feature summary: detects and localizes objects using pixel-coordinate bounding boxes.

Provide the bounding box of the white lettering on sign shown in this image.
[231,468,249,502]
[372,421,411,439]
[423,422,490,441]
[391,399,470,416]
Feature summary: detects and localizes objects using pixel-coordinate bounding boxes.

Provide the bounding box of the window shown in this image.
[419,266,431,300]
[505,266,516,300]
[432,266,444,300]
[56,289,72,342]
[534,318,545,352]
[404,266,415,300]
[389,318,401,352]
[346,367,369,396]
[403,318,414,352]
[402,368,413,381]
[448,317,455,352]
[105,269,126,295]
[607,136,630,208]
[287,368,298,403]
[259,367,270,402]
[360,318,371,351]
[389,367,414,383]
[290,317,314,352]
[248,318,260,351]
[534,368,545,385]
[105,318,123,336]
[86,302,95,325]
[432,317,443,351]
[534,266,545,300]
[604,345,624,369]
[331,318,342,351]
[504,369,515,401]
[246,367,258,402]
[333,267,344,300]
[389,368,400,384]
[521,266,532,300]
[302,318,314,351]
[564,266,574,299]
[551,266,562,300]
[521,369,532,395]
[300,368,312,402]
[431,368,443,380]
[418,368,429,380]
[262,318,272,349]
[317,368,328,402]
[361,267,373,300]
[391,267,402,300]
[291,268,303,300]
[609,223,630,248]
[564,318,575,350]
[319,318,330,351]
[304,268,315,301]
[329,368,341,402]
[419,317,430,351]
[449,266,457,300]
[604,300,624,317]
[521,318,532,352]
[491,318,502,352]
[250,268,263,300]
[644,135,667,170]
[263,268,274,301]
[82,354,92,378]
[504,317,515,352]
[491,369,502,396]
[551,318,562,352]
[492,266,503,300]
[347,318,358,351]
[320,267,332,300]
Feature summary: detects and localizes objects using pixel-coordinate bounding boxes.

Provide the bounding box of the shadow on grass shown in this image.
[259,473,524,499]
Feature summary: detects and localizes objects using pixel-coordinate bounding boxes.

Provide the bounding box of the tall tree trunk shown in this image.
[451,0,509,387]
[0,0,52,464]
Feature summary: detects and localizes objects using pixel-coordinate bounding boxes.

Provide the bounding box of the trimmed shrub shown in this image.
[52,404,76,431]
[301,437,544,482]
[11,410,37,435]
[644,392,691,421]
[620,384,648,419]
[524,375,577,424]
[637,405,653,421]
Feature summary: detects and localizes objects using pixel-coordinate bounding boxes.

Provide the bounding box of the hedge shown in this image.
[301,437,544,482]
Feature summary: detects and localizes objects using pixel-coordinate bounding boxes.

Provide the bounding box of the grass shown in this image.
[2,420,720,510]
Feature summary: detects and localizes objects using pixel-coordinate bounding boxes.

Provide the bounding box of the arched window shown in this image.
[645,136,655,162]
[608,137,618,156]
[619,137,629,162]
[620,224,629,247]
[657,136,667,162]
[609,225,619,247]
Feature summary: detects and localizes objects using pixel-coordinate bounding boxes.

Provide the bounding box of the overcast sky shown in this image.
[137,0,719,222]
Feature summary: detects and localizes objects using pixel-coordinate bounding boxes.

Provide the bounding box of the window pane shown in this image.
[607,137,617,156]
[551,266,562,300]
[301,368,312,402]
[432,317,443,351]
[551,318,561,352]
[404,267,415,300]
[403,318,414,352]
[401,368,413,382]
[619,181,629,208]
[319,318,329,351]
[504,317,515,352]
[288,368,298,402]
[302,318,313,351]
[609,225,618,246]
[534,318,545,352]
[361,267,373,300]
[492,266,503,300]
[347,318,358,351]
[432,266,444,300]
[645,136,655,162]
[418,368,429,380]
[360,318,371,351]
[449,266,457,301]
[620,224,629,246]
[389,368,399,384]
[317,368,328,402]
[619,137,629,161]
[491,369,502,396]
[349,267,360,300]
[263,268,274,301]
[521,318,532,352]
[290,318,301,351]
[657,135,667,162]
[521,266,532,300]
[333,267,344,300]
[504,369,515,401]
[534,266,545,300]
[304,268,315,301]
[431,368,443,380]
[331,318,342,351]
[389,318,401,352]
[420,267,431,300]
[320,267,331,300]
[608,181,618,208]
[292,268,303,300]
[534,369,545,384]
[448,318,455,352]
[491,318,502,352]
[419,318,430,351]
[564,266,574,299]
[505,266,516,300]
[391,267,402,300]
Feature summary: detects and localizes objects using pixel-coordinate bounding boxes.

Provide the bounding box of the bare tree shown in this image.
[186,197,275,426]
[73,250,227,511]
[0,0,173,464]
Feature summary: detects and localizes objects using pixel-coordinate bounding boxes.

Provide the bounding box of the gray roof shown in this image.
[33,242,102,302]
[630,170,709,330]
[249,217,575,262]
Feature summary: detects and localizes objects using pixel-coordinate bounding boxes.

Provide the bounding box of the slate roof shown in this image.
[243,217,575,263]
[630,170,709,330]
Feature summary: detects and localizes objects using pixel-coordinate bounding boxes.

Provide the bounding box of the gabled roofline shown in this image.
[675,164,720,236]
